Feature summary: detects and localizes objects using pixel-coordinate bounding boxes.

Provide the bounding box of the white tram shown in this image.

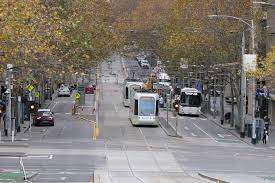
[123,79,144,107]
[129,89,159,126]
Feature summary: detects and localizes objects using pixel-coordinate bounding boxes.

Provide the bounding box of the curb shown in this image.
[0,143,29,148]
[24,172,39,181]
[201,113,251,146]
[23,125,31,134]
[198,173,229,183]
[159,117,182,138]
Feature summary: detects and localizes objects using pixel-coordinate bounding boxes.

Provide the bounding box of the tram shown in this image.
[129,89,159,126]
[123,78,144,107]
[178,87,202,116]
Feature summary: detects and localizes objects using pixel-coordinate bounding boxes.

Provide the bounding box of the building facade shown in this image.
[266,0,275,126]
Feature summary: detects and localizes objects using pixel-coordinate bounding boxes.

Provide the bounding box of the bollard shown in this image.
[92,122,96,140]
[11,130,14,142]
[95,124,99,137]
[71,106,75,115]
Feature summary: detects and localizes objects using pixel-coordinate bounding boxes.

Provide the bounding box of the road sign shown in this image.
[35,91,40,98]
[74,92,80,101]
[26,85,34,92]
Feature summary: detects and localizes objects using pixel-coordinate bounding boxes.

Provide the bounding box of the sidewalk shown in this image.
[203,111,275,149]
[0,91,58,142]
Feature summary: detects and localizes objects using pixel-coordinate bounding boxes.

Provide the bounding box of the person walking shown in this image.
[263,128,269,144]
[159,96,164,108]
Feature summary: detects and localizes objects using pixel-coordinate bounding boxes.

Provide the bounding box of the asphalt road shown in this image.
[0,55,275,183]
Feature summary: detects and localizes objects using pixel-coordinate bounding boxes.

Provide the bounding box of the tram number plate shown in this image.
[139,116,155,121]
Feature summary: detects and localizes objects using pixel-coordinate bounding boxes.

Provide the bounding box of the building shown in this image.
[266,0,275,126]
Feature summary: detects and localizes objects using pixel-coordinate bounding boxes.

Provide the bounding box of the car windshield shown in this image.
[139,97,155,116]
[180,92,202,107]
[38,111,52,116]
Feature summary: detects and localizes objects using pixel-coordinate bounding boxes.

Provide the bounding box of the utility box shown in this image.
[77,85,85,106]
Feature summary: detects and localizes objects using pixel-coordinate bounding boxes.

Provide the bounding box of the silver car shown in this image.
[58,87,71,97]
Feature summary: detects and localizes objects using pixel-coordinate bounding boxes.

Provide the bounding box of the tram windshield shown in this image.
[139,97,155,116]
[180,92,202,107]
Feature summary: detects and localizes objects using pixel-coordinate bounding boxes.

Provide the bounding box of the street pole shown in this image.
[213,75,217,119]
[251,20,257,144]
[166,93,169,127]
[6,64,13,137]
[176,113,178,136]
[240,32,246,138]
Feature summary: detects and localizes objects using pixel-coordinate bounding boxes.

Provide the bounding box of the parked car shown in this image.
[33,109,54,126]
[58,86,71,97]
[85,85,94,94]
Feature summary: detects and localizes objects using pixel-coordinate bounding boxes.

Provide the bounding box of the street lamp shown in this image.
[208,14,257,143]
[253,1,275,6]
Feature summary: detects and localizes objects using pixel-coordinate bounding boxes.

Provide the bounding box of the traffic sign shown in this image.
[74,92,80,101]
[26,85,34,92]
[35,91,40,98]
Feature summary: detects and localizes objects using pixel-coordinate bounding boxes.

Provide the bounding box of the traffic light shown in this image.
[29,102,37,114]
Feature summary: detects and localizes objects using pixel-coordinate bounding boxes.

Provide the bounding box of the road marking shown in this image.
[192,123,218,143]
[51,102,58,111]
[217,134,232,138]
[0,155,54,160]
[184,126,189,130]
[191,133,197,137]
[61,177,66,181]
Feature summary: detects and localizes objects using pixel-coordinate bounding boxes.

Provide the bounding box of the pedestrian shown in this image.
[263,128,269,144]
[159,96,164,108]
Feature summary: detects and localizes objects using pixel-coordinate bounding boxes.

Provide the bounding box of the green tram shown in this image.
[129,89,159,126]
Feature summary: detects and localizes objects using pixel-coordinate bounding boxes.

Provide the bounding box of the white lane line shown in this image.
[192,123,218,143]
[51,102,58,111]
[184,126,189,131]
[191,133,197,137]
[1,155,54,160]
[217,134,224,138]
[60,177,66,181]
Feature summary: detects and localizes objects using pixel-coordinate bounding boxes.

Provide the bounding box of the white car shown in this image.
[58,87,70,97]
[140,60,150,68]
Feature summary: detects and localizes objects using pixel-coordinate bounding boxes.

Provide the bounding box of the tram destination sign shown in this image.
[139,116,155,121]
[185,92,198,95]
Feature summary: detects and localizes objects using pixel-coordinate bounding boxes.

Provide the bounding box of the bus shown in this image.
[178,88,202,116]
[129,89,159,126]
[123,78,144,107]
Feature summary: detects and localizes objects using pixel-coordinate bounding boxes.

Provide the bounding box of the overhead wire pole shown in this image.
[6,64,13,137]
[240,32,246,138]
[207,14,257,142]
